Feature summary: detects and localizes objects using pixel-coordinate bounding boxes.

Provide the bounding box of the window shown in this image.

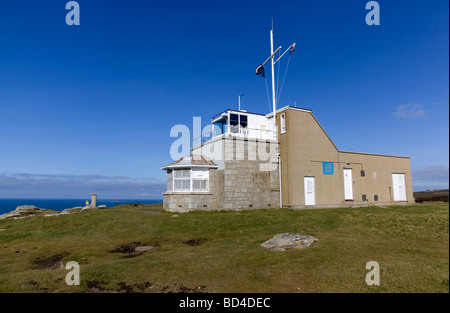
[170,168,209,192]
[230,113,248,128]
[191,168,209,192]
[230,114,239,126]
[192,179,208,191]
[214,117,227,136]
[280,113,286,134]
[173,169,191,191]
[166,169,173,192]
[239,115,248,128]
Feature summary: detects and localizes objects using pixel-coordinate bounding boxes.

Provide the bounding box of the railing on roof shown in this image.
[192,124,276,147]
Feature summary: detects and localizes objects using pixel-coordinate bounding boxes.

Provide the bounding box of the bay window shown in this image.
[169,167,209,192]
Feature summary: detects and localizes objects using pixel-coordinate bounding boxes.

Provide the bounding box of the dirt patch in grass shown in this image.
[85,280,205,293]
[117,281,156,293]
[109,242,158,258]
[161,283,207,293]
[183,238,207,246]
[87,280,153,293]
[32,253,70,270]
[110,242,139,254]
[86,280,117,293]
[19,280,40,291]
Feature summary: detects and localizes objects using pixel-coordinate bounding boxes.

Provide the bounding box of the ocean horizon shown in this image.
[0,198,163,215]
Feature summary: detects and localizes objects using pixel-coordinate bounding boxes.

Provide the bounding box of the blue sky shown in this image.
[0,0,448,198]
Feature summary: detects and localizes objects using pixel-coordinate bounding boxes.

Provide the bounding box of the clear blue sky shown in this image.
[0,0,448,198]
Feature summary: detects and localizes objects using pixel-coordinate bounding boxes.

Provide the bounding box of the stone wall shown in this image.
[220,137,280,210]
[163,136,281,212]
[163,192,217,212]
[163,168,220,212]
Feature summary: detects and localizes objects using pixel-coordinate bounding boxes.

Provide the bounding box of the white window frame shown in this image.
[166,169,173,192]
[280,113,286,134]
[173,168,191,192]
[170,168,209,193]
[191,168,209,192]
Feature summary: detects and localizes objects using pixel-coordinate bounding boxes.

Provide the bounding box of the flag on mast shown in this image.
[255,64,265,77]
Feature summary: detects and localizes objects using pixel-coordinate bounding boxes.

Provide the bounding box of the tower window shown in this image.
[280,113,286,134]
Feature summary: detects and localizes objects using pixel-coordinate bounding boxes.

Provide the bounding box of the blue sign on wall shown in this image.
[322,162,334,175]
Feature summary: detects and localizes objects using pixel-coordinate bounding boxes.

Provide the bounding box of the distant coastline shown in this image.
[0,199,163,215]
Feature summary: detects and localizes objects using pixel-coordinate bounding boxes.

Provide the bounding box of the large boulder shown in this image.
[15,205,44,213]
[261,233,318,251]
[0,205,46,220]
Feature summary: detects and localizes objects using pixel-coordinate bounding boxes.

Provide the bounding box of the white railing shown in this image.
[193,124,276,147]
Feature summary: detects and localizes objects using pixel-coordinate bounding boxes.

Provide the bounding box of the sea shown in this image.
[0,199,163,215]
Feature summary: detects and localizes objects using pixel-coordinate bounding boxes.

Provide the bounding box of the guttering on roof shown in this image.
[265,105,312,118]
[338,150,410,159]
[161,164,218,170]
[161,155,218,170]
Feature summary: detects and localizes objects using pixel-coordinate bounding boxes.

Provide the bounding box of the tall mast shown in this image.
[255,23,295,209]
[270,27,282,209]
[270,28,277,131]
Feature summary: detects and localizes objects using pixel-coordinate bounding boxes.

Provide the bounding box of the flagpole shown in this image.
[270,29,276,131]
[270,28,283,209]
[255,24,295,209]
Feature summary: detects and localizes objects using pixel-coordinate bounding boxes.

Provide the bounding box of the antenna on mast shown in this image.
[238,94,244,111]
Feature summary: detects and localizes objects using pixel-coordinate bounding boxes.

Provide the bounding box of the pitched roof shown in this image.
[161,155,218,170]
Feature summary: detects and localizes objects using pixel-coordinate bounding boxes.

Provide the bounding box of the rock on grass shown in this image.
[261,233,318,251]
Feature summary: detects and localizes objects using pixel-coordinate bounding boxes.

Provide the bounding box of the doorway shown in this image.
[392,173,407,201]
[304,177,315,205]
[343,168,353,200]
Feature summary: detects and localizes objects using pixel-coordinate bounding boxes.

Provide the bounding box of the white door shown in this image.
[392,173,407,201]
[343,169,353,200]
[304,177,315,205]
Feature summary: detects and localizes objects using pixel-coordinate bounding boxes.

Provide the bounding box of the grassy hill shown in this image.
[0,202,448,293]
[414,189,449,203]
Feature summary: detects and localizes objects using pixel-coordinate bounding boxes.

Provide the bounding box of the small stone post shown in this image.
[90,193,97,208]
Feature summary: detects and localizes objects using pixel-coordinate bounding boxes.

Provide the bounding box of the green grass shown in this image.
[0,202,448,293]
